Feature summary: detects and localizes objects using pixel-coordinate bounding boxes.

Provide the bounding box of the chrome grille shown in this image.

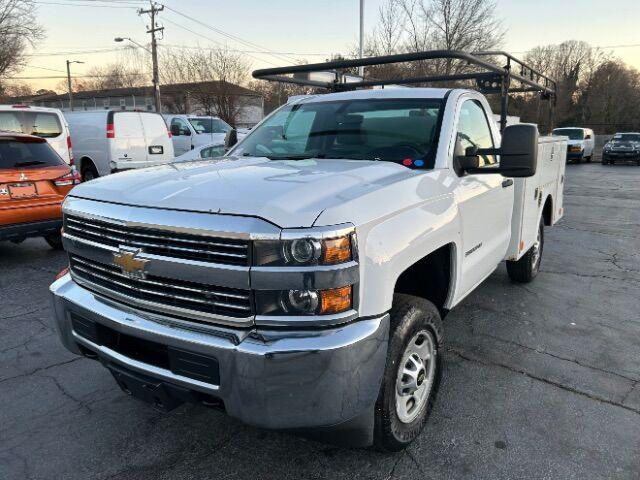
[64,215,250,266]
[69,254,253,321]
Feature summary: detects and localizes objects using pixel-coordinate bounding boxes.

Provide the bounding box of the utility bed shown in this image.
[507,136,566,261]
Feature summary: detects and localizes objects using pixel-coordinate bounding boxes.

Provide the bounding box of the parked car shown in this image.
[551,127,595,163]
[164,114,238,156]
[0,105,74,166]
[602,132,640,165]
[0,132,80,248]
[50,52,565,452]
[64,110,174,181]
[172,141,226,163]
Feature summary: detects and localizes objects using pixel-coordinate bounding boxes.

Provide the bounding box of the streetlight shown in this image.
[66,60,84,111]
[359,0,364,78]
[115,36,160,112]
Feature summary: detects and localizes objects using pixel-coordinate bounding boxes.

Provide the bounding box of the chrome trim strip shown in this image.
[280,223,355,240]
[255,309,358,327]
[63,233,251,289]
[71,273,254,327]
[64,196,281,240]
[72,332,219,394]
[251,261,360,290]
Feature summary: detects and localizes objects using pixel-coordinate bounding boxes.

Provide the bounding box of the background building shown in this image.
[11,81,264,128]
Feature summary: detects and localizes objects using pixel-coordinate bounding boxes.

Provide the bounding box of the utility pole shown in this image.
[66,60,84,111]
[358,0,364,78]
[138,1,164,113]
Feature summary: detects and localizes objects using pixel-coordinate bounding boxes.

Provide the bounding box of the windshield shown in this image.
[0,138,64,169]
[232,98,443,167]
[612,133,640,142]
[188,117,232,134]
[0,111,63,138]
[552,128,584,140]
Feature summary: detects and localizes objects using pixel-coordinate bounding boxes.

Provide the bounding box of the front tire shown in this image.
[373,294,443,452]
[82,164,99,182]
[44,232,63,250]
[507,217,544,283]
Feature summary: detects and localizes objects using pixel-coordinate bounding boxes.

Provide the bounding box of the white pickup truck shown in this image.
[50,52,566,451]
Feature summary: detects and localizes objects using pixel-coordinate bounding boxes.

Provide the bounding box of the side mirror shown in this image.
[170,124,181,136]
[224,128,238,150]
[456,124,538,178]
[585,134,592,139]
[498,124,538,177]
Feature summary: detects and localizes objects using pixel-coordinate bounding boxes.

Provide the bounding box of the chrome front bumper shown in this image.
[50,274,389,430]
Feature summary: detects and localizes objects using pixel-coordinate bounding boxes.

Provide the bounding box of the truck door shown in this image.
[169,117,192,156]
[454,98,514,296]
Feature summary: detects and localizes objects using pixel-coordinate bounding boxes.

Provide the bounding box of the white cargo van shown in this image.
[65,110,174,181]
[164,114,248,156]
[0,105,73,165]
[551,127,595,163]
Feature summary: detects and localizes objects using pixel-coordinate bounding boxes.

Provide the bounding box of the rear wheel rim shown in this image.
[395,330,436,424]
[531,224,542,270]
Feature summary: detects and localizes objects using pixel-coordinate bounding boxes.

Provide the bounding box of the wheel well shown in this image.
[79,157,97,173]
[394,244,453,316]
[542,196,553,226]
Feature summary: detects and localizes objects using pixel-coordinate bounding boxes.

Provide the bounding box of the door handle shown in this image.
[502,179,513,188]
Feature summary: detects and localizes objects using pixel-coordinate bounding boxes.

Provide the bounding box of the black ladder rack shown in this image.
[252,50,557,132]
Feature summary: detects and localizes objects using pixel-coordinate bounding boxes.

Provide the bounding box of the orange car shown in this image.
[0,132,80,249]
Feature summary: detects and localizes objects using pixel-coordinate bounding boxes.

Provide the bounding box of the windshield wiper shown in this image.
[266,154,317,160]
[13,160,46,167]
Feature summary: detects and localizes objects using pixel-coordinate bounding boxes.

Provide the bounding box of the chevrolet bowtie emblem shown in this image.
[113,248,149,279]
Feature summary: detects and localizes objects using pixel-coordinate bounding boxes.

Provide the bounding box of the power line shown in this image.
[33,1,139,8]
[161,4,299,64]
[160,17,280,67]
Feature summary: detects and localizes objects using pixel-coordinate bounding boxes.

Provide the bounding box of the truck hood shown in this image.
[69,157,418,228]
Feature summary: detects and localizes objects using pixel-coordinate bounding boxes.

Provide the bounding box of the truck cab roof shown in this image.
[290,88,453,105]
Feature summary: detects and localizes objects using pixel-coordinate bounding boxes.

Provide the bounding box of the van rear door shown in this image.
[140,113,174,163]
[109,112,147,169]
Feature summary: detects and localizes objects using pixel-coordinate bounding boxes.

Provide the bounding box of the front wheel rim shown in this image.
[395,330,436,424]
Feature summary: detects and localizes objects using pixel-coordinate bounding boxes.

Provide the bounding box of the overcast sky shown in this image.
[19,0,640,91]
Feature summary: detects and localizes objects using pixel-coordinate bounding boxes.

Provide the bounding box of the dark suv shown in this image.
[602,133,640,165]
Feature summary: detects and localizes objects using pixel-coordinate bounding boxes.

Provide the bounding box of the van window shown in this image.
[171,117,190,135]
[552,128,584,140]
[188,117,231,134]
[0,111,63,138]
[0,138,64,169]
[456,100,496,166]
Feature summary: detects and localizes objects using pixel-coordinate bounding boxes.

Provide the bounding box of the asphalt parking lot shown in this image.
[1,162,639,480]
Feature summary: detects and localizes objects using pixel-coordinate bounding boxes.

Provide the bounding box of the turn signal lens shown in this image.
[322,236,352,264]
[319,286,352,315]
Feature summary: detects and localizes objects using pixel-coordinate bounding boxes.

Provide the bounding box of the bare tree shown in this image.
[74,63,147,92]
[159,46,250,125]
[0,0,44,93]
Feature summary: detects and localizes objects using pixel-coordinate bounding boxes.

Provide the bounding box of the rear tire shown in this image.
[373,294,443,452]
[507,217,544,283]
[44,232,63,250]
[82,164,99,182]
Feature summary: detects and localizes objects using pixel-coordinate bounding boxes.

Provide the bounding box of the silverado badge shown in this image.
[113,248,149,280]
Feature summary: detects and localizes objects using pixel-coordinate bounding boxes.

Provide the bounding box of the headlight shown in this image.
[256,285,353,316]
[253,232,355,266]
